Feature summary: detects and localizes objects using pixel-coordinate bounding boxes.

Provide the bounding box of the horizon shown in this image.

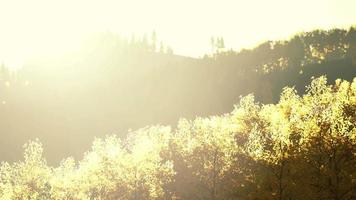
[0,1,355,198]
[0,0,356,69]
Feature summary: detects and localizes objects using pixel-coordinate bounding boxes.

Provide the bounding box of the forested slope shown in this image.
[0,27,355,162]
[0,76,355,199]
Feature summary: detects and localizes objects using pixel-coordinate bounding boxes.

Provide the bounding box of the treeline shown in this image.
[204,26,356,101]
[81,31,174,56]
[209,26,356,72]
[0,76,355,200]
[0,26,355,163]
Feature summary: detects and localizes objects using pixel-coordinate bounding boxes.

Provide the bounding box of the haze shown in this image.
[0,0,355,164]
[0,0,355,69]
[0,0,355,198]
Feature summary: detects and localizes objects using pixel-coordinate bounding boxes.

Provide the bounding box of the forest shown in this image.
[0,27,355,163]
[0,24,356,199]
[0,76,355,199]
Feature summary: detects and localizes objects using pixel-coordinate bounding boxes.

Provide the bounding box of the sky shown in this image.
[0,0,355,69]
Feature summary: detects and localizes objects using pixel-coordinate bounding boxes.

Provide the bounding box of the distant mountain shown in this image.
[0,26,355,163]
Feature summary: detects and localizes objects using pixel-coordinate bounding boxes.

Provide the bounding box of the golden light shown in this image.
[0,0,355,70]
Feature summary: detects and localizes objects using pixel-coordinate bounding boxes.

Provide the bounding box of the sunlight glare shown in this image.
[0,0,355,69]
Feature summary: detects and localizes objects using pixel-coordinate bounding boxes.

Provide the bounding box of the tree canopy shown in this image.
[0,76,355,199]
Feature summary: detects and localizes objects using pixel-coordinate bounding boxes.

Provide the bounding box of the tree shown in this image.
[150,31,157,52]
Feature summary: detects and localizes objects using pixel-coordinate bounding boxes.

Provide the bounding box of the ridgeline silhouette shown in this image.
[0,26,355,163]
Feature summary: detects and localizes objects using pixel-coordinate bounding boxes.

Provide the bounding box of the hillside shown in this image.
[0,27,355,163]
[0,76,355,199]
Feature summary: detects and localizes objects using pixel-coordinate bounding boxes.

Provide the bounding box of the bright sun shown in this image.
[0,0,355,70]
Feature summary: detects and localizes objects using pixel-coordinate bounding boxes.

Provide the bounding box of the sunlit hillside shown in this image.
[0,1,356,199]
[0,27,356,163]
[0,76,355,199]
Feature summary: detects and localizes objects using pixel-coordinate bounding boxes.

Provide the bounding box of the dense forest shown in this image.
[0,76,355,199]
[0,26,355,163]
